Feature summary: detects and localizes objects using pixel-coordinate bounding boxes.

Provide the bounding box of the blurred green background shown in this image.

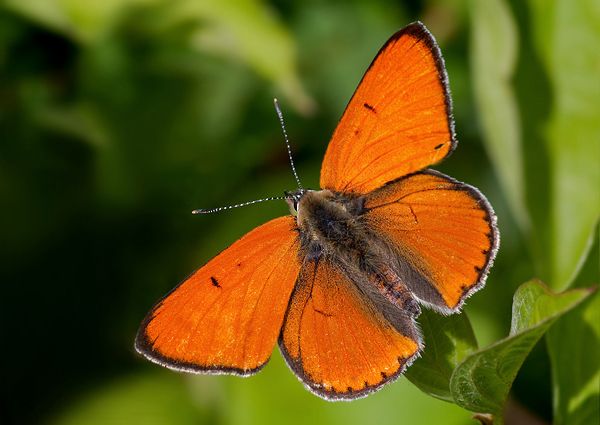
[1,0,598,424]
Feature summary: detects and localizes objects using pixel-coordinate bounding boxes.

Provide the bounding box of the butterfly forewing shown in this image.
[362,170,499,313]
[320,22,455,194]
[136,216,302,375]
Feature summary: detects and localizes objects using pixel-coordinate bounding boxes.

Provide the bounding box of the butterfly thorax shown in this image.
[295,189,364,247]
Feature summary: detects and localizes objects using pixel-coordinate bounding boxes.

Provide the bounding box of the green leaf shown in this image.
[168,0,315,115]
[527,0,600,289]
[3,0,314,114]
[3,0,77,39]
[405,309,478,402]
[547,291,600,425]
[450,281,595,419]
[469,0,530,233]
[3,0,155,42]
[546,224,599,425]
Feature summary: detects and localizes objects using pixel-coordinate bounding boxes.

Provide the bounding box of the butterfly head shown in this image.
[284,188,307,216]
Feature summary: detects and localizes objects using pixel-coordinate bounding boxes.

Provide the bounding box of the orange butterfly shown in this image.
[135,21,499,401]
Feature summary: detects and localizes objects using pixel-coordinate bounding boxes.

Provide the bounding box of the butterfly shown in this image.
[135,21,499,401]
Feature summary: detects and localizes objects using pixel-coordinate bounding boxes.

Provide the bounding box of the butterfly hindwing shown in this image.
[135,216,302,375]
[279,253,421,400]
[320,22,455,194]
[362,170,498,313]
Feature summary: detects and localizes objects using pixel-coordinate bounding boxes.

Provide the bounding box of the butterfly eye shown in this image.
[284,189,308,216]
[284,190,300,215]
[286,198,298,216]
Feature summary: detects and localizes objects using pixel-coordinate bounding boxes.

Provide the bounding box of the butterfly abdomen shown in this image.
[368,264,421,317]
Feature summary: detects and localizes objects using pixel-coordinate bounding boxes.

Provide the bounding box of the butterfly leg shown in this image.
[369,264,421,317]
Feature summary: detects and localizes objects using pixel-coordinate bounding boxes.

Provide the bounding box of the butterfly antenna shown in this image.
[274,99,303,190]
[193,196,290,214]
[193,100,301,214]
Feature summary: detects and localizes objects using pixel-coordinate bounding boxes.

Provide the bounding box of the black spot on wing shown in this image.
[363,103,376,113]
[210,276,221,288]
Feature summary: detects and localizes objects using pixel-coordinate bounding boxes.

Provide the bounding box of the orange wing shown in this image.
[279,255,421,400]
[362,170,499,313]
[136,216,301,375]
[320,22,455,194]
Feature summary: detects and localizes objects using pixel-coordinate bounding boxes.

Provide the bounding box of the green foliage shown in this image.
[451,281,594,422]
[1,0,598,424]
[404,279,595,424]
[404,308,478,402]
[527,0,600,289]
[546,226,600,425]
[470,0,528,234]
